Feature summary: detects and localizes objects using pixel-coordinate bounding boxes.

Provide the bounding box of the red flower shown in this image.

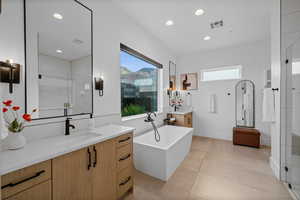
[2,108,8,113]
[3,100,12,107]
[12,106,20,111]
[23,114,32,122]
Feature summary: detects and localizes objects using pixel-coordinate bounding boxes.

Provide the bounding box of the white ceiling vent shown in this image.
[210,20,223,29]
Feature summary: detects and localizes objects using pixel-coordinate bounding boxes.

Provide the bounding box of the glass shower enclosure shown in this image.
[282,0,300,198]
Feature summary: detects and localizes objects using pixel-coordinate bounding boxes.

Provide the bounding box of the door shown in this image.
[52,147,93,200]
[92,139,117,200]
[286,39,300,198]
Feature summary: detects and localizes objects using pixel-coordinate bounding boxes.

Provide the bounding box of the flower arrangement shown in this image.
[2,100,36,133]
[170,91,183,111]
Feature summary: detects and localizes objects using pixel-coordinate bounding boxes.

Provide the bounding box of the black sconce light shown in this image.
[0,60,20,94]
[95,77,104,96]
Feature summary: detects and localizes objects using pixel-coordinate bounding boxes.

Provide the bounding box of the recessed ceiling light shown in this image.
[195,9,205,16]
[165,20,174,26]
[203,36,211,41]
[56,49,63,53]
[53,13,63,20]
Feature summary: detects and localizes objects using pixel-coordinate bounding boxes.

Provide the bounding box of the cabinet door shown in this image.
[52,148,93,200]
[184,113,193,128]
[5,180,51,200]
[92,139,117,200]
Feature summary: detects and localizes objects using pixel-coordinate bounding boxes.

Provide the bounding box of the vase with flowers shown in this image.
[170,91,184,112]
[2,100,36,150]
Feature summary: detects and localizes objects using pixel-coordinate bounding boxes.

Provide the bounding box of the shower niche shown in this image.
[233,80,260,148]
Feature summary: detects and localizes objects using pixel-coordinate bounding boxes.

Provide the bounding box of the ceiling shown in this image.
[113,0,272,55]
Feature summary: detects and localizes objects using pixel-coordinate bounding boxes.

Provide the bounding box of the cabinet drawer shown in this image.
[1,160,51,199]
[5,180,52,200]
[117,167,133,198]
[116,133,133,148]
[117,144,132,171]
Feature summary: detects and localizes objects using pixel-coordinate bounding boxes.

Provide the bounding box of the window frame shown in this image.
[120,43,163,119]
[200,65,242,82]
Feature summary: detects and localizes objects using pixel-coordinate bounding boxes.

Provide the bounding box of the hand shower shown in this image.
[144,112,160,142]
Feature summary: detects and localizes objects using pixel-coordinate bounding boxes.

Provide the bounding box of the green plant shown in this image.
[122,104,146,117]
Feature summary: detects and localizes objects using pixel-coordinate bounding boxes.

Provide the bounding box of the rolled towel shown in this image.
[210,94,216,113]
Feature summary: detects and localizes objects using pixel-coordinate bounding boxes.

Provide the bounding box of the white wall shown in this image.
[0,0,175,142]
[177,41,271,145]
[269,0,281,179]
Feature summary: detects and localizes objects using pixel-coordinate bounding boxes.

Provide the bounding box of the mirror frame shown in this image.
[23,0,94,120]
[168,61,176,90]
[235,79,255,128]
[168,61,176,105]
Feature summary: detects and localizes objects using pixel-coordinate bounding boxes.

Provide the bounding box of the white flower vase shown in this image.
[3,132,26,150]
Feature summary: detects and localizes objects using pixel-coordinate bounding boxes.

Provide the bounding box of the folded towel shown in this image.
[262,88,275,122]
[210,94,216,113]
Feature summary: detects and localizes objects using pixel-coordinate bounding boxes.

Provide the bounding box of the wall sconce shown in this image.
[94,77,104,96]
[0,59,20,94]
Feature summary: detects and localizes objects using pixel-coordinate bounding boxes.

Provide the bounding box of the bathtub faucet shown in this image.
[144,112,160,142]
[144,112,157,122]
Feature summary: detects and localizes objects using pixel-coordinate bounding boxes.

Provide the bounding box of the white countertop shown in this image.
[168,110,193,115]
[0,124,135,175]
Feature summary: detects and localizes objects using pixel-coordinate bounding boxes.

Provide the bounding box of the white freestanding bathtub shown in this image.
[133,125,193,181]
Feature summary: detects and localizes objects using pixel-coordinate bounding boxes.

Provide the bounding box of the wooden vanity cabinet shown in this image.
[5,181,51,200]
[115,133,134,199]
[52,147,93,200]
[1,160,51,200]
[1,132,134,200]
[53,139,117,200]
[168,112,193,128]
[92,139,117,200]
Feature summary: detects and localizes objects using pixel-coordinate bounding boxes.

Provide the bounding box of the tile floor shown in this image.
[125,136,292,200]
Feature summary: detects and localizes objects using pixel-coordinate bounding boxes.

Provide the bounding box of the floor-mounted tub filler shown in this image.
[133,125,193,181]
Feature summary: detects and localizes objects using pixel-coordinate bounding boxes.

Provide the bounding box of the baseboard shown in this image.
[269,156,280,179]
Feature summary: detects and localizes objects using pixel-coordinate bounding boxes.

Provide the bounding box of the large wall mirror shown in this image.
[235,80,255,128]
[24,0,93,119]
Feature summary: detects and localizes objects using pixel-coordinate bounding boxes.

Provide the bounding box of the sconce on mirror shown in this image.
[0,60,20,94]
[95,77,103,96]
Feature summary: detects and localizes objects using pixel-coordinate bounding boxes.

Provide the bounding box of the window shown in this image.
[120,44,162,117]
[200,65,242,82]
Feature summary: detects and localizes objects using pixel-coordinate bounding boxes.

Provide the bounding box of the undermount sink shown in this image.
[55,131,102,147]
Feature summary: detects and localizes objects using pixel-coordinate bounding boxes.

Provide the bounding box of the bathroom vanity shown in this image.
[167,111,193,128]
[0,125,134,200]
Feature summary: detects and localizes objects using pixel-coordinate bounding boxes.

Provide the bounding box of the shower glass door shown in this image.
[286,38,300,198]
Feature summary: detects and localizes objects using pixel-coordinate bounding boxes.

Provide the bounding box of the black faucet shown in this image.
[144,112,156,122]
[65,118,75,136]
